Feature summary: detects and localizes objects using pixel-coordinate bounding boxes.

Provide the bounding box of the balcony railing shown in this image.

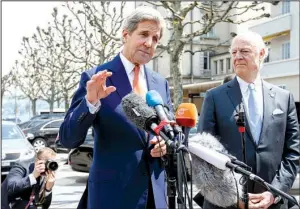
[250,13,292,39]
[261,57,299,78]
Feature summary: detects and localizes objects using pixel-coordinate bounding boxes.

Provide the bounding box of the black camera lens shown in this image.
[45,160,58,171]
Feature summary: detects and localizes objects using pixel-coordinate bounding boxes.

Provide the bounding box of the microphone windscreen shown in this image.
[189,133,242,207]
[121,93,157,131]
[146,90,164,107]
[175,103,198,127]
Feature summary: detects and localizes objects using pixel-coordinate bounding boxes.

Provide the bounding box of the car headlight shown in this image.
[20,148,35,161]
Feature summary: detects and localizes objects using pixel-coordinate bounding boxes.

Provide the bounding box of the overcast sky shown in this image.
[2,2,63,76]
[2,1,137,77]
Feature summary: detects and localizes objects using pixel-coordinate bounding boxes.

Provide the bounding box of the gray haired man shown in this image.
[60,6,172,209]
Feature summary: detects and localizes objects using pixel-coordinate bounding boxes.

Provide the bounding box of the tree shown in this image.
[1,72,13,99]
[146,1,273,109]
[62,1,126,67]
[32,25,62,114]
[48,7,84,111]
[12,37,43,116]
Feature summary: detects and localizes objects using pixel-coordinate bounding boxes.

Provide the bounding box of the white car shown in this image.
[1,121,36,176]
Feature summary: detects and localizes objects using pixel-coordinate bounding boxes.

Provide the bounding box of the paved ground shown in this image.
[50,154,299,209]
[50,154,88,209]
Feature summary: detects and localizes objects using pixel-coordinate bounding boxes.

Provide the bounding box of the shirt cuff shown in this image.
[45,190,52,196]
[28,174,37,186]
[85,96,101,114]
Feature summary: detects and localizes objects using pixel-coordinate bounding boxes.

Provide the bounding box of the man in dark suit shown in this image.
[198,31,299,209]
[2,147,57,209]
[59,6,171,209]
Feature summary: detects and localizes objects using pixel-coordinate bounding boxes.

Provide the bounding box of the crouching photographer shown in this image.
[2,147,58,209]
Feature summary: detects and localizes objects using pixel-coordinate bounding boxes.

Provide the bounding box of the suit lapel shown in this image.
[258,81,276,145]
[103,55,150,148]
[105,55,132,100]
[144,66,157,91]
[226,78,256,145]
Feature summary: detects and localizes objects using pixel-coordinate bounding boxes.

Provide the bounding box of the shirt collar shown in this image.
[236,75,262,94]
[120,52,145,77]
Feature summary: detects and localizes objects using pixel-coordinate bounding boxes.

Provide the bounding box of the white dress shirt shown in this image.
[236,76,263,143]
[86,52,148,114]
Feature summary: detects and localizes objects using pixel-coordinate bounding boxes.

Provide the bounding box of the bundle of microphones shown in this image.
[121,90,243,208]
[121,91,299,208]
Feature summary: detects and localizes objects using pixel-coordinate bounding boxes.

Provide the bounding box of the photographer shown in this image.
[3,147,58,209]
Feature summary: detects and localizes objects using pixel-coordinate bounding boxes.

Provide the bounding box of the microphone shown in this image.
[175,103,198,128]
[121,93,177,149]
[146,90,175,139]
[164,105,183,134]
[188,133,243,207]
[189,133,300,208]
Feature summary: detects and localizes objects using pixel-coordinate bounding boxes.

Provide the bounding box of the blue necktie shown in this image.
[248,83,261,144]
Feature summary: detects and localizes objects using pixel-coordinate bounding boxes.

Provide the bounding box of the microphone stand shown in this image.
[226,162,300,207]
[236,103,249,209]
[166,144,177,209]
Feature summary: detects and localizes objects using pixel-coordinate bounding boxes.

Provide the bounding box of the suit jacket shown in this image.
[198,77,300,209]
[59,54,172,209]
[4,162,52,209]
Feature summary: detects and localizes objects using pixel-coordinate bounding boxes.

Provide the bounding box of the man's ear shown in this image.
[259,48,265,60]
[122,29,129,43]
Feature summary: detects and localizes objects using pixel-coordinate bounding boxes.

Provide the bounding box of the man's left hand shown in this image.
[150,137,167,157]
[248,191,275,209]
[45,170,56,191]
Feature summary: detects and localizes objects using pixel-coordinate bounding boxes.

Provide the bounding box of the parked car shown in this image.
[53,133,70,153]
[3,117,22,124]
[68,128,94,172]
[2,121,35,176]
[25,119,64,152]
[19,119,47,132]
[29,113,65,121]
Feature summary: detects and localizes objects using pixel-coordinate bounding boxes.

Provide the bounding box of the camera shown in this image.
[45,160,58,171]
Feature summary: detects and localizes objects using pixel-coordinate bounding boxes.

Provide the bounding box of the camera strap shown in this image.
[33,177,46,206]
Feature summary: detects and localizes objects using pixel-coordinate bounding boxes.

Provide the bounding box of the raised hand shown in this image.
[86,70,116,105]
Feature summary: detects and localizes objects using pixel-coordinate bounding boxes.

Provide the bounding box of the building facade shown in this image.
[134,1,299,115]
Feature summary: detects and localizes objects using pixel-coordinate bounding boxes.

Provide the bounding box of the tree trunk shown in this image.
[171,50,184,110]
[49,100,54,114]
[64,91,69,111]
[50,78,55,114]
[31,99,37,116]
[56,99,61,108]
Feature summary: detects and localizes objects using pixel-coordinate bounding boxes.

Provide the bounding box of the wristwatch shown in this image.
[273,195,282,204]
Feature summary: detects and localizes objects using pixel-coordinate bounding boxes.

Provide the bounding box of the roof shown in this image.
[2,121,16,125]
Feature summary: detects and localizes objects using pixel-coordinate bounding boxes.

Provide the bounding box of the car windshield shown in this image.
[2,124,24,140]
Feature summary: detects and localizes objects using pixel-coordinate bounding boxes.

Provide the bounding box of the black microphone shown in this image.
[163,104,183,134]
[146,90,175,139]
[121,93,177,149]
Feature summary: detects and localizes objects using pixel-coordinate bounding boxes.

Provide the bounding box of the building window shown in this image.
[265,48,271,63]
[282,42,290,59]
[226,58,231,72]
[278,84,286,89]
[201,27,216,38]
[220,59,224,73]
[204,52,210,70]
[282,0,290,14]
[214,61,218,74]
